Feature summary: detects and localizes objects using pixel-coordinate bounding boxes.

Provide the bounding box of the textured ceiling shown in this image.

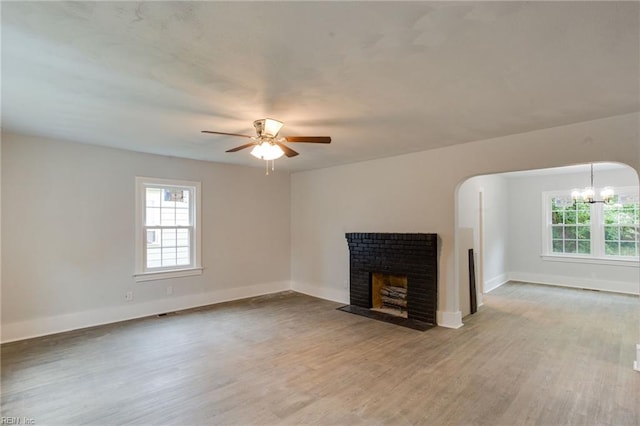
[2,2,639,171]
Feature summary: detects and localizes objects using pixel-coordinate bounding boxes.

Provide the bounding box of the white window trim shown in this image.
[134,176,203,282]
[541,188,640,268]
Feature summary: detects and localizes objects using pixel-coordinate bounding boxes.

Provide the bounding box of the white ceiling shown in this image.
[2,2,639,172]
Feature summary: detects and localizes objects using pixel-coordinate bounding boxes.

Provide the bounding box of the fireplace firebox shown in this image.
[371,272,408,318]
[339,233,438,330]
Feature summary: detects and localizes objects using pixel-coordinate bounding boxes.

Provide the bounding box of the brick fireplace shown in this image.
[340,233,438,330]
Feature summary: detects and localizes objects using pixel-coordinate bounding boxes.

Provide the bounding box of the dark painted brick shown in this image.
[345,232,438,324]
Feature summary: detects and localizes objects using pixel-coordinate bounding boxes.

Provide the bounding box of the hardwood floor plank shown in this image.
[1,284,638,425]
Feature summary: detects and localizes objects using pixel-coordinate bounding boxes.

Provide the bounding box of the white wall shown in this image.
[506,166,639,294]
[0,135,3,335]
[457,174,510,316]
[2,113,639,343]
[290,112,640,329]
[1,133,291,342]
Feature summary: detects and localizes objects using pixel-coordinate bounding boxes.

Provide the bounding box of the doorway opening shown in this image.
[455,162,639,318]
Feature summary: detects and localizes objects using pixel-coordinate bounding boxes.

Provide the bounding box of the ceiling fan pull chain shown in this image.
[265,160,269,175]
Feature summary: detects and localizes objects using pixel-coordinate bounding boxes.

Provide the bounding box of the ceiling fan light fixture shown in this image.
[254,118,284,138]
[250,141,285,160]
[263,118,283,137]
[202,117,330,173]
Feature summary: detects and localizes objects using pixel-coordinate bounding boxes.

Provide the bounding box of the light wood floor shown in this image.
[2,282,639,425]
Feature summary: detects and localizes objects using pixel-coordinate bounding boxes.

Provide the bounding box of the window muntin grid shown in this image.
[143,186,194,270]
[550,196,591,255]
[603,194,639,258]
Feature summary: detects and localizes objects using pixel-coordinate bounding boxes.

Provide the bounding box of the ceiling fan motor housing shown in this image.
[253,119,264,137]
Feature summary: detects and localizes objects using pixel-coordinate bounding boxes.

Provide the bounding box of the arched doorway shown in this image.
[455,162,639,315]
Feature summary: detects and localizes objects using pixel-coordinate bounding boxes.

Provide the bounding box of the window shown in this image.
[550,196,591,255]
[135,177,202,282]
[603,193,640,257]
[543,188,639,264]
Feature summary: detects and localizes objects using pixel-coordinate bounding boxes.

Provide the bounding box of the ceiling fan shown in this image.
[201,118,331,162]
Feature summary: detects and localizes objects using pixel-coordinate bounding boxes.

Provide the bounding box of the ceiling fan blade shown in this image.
[285,136,331,144]
[202,130,253,138]
[226,142,257,153]
[276,142,299,158]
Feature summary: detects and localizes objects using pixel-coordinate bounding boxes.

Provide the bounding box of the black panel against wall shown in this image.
[345,233,438,325]
[469,248,478,315]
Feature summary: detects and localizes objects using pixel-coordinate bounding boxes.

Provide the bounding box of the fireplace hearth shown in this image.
[339,233,438,331]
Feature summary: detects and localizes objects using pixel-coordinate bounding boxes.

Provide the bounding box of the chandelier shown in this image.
[571,163,614,205]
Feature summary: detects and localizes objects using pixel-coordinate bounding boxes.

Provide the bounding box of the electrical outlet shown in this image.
[125,291,133,302]
[166,285,173,296]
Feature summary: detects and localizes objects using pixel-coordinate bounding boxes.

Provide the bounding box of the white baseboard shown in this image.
[437,310,463,329]
[484,273,509,293]
[635,344,640,372]
[291,281,349,304]
[1,280,291,344]
[508,272,639,295]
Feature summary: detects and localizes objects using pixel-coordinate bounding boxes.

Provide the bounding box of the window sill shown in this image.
[134,267,203,282]
[541,255,639,268]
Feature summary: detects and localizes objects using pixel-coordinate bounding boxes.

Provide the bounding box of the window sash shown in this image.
[143,225,195,272]
[144,185,194,227]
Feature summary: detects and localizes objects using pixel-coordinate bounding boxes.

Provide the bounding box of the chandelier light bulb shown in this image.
[600,187,615,204]
[571,189,581,202]
[582,187,595,203]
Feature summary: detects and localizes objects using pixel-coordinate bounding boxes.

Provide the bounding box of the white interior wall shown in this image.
[1,112,639,346]
[291,112,639,329]
[1,133,292,342]
[457,174,510,316]
[506,166,640,294]
[0,135,2,332]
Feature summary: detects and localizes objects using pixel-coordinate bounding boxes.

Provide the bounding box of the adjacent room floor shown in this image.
[2,282,639,425]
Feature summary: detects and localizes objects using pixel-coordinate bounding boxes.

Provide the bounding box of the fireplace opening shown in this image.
[341,233,437,330]
[371,272,408,318]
